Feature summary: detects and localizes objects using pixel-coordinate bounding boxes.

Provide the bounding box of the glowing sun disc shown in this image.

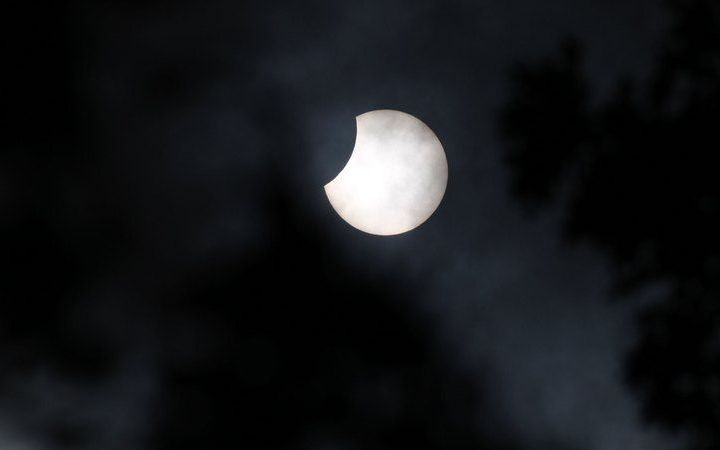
[324,109,448,235]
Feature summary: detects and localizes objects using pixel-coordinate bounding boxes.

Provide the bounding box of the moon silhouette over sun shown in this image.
[324,110,448,236]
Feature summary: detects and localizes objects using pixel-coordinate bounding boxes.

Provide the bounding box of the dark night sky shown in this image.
[1,0,693,449]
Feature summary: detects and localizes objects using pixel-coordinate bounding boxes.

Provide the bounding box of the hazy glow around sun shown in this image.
[324,110,448,236]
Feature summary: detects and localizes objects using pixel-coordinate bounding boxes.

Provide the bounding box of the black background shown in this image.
[2,1,718,449]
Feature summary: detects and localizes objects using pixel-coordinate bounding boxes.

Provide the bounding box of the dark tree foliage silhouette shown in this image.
[500,0,720,448]
[148,185,516,450]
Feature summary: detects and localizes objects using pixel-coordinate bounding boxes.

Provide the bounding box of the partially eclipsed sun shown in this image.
[324,110,448,236]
